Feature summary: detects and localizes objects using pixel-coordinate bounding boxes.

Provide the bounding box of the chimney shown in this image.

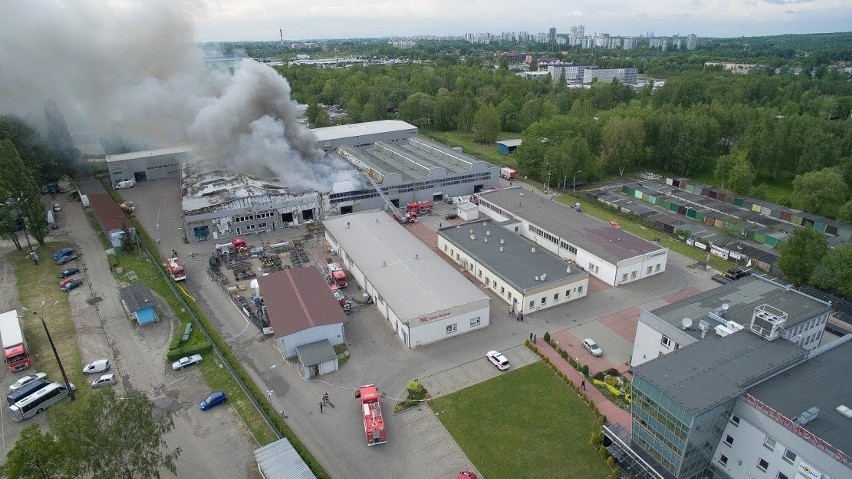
[499,246,504,252]
[500,239,504,244]
[486,230,490,236]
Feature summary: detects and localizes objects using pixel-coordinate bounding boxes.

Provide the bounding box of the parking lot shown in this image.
[117,178,719,478]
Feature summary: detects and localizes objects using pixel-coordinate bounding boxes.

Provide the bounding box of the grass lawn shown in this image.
[11,244,87,400]
[429,362,611,479]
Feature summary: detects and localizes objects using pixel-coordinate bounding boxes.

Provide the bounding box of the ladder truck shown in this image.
[356,384,386,446]
[0,310,31,372]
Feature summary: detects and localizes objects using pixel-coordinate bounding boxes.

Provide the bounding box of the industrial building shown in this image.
[324,210,490,348]
[181,161,322,242]
[313,120,417,152]
[106,146,191,187]
[477,187,667,287]
[257,267,346,367]
[631,275,831,367]
[607,329,851,479]
[438,219,588,314]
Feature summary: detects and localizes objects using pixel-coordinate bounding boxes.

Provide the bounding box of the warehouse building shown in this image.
[438,219,589,314]
[631,274,832,367]
[257,267,346,367]
[324,210,490,348]
[181,160,322,242]
[106,145,191,187]
[477,187,667,287]
[313,120,417,152]
[607,328,851,479]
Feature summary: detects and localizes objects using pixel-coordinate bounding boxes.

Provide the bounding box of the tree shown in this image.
[838,199,852,224]
[776,227,828,286]
[601,116,645,176]
[1,425,68,479]
[0,140,47,246]
[791,168,849,217]
[120,223,135,253]
[810,245,852,299]
[726,151,756,194]
[473,103,499,144]
[304,103,329,128]
[44,100,79,177]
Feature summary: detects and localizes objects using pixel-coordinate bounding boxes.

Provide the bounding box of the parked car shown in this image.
[582,338,603,357]
[91,374,116,388]
[59,267,80,278]
[445,212,459,220]
[172,354,203,370]
[57,254,78,265]
[486,350,510,371]
[83,359,111,374]
[199,391,227,410]
[53,247,74,262]
[61,279,83,292]
[59,277,78,287]
[9,372,47,392]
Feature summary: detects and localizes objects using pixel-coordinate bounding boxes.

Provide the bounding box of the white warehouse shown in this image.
[477,187,667,287]
[438,219,589,315]
[324,210,490,348]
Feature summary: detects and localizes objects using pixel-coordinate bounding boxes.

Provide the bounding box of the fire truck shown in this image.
[357,384,386,446]
[167,257,186,281]
[326,263,348,288]
[499,167,517,180]
[406,200,433,216]
[0,310,31,372]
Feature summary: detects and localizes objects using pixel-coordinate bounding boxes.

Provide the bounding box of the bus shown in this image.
[9,383,70,421]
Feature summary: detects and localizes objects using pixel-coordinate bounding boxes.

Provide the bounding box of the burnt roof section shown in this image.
[257,267,346,337]
[747,337,851,456]
[119,283,157,312]
[634,331,807,415]
[479,187,662,264]
[438,219,588,292]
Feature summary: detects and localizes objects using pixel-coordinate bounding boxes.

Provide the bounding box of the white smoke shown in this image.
[0,0,358,191]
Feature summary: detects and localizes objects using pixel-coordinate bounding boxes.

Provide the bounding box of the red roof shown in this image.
[258,267,346,336]
[88,193,132,232]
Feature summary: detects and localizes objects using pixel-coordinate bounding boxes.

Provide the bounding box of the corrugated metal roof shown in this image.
[253,438,316,479]
[105,145,193,163]
[119,283,157,312]
[496,139,522,147]
[296,339,337,366]
[324,210,489,322]
[257,268,345,337]
[312,120,416,142]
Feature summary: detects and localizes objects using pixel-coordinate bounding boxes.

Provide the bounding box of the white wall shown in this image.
[280,323,345,357]
[630,310,696,367]
[407,304,490,348]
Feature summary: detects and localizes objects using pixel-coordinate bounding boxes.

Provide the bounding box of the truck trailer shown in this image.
[356,384,386,446]
[0,310,31,372]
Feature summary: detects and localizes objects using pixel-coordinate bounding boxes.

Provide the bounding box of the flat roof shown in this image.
[257,268,345,337]
[496,139,522,147]
[634,331,806,415]
[296,339,337,367]
[88,193,133,232]
[439,219,588,292]
[254,438,316,479]
[312,120,416,143]
[747,337,851,456]
[324,210,489,322]
[650,275,831,339]
[479,187,663,264]
[105,145,193,163]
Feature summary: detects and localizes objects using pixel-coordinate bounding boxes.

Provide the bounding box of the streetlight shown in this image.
[573,170,581,193]
[22,300,75,400]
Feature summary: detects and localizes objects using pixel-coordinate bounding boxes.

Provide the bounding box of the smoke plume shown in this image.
[0,0,357,191]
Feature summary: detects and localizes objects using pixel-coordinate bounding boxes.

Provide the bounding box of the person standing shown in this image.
[529,333,533,342]
[320,401,324,413]
[581,379,586,391]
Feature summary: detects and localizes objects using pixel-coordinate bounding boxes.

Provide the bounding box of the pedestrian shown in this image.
[319,401,324,413]
[533,334,537,343]
[529,333,533,342]
[581,379,586,391]
[439,222,442,228]
[323,392,329,404]
[516,311,521,322]
[520,312,524,322]
[509,306,514,317]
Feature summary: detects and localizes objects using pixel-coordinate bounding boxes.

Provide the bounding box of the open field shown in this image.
[429,362,611,479]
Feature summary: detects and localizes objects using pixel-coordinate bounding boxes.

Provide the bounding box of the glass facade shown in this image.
[632,375,733,478]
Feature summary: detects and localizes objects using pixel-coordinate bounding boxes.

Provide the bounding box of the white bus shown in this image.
[9,383,70,421]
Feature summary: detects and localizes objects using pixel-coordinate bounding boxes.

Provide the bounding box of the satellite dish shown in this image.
[722,303,729,311]
[681,317,693,330]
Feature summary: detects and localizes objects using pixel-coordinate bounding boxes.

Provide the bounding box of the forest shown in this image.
[278,35,852,222]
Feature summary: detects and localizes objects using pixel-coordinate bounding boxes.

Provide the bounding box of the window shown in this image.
[777,473,789,479]
[763,436,776,451]
[661,336,672,348]
[501,286,505,294]
[485,278,490,287]
[470,317,480,327]
[730,415,740,426]
[655,264,661,272]
[446,324,457,334]
[782,449,797,464]
[529,300,534,308]
[443,244,447,251]
[631,271,637,279]
[577,285,583,293]
[622,273,628,281]
[724,435,734,447]
[553,293,559,301]
[478,270,482,278]
[565,290,571,298]
[757,459,769,472]
[718,455,728,466]
[647,266,652,274]
[541,297,546,305]
[508,292,512,300]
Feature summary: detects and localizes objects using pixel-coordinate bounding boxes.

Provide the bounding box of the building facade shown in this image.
[106,146,191,186]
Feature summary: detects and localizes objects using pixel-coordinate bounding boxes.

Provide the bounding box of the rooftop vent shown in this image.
[567,266,571,273]
[500,239,504,244]
[698,320,710,338]
[382,261,387,267]
[484,238,488,243]
[470,234,475,240]
[715,325,734,337]
[499,246,504,252]
[836,405,852,419]
[531,247,536,253]
[534,276,539,281]
[541,274,547,281]
[750,304,788,341]
[486,230,491,236]
[794,407,820,426]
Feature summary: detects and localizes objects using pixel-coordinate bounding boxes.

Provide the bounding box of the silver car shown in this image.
[582,338,603,357]
[91,374,116,388]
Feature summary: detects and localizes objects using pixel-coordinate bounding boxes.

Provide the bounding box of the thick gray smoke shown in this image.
[0,0,357,191]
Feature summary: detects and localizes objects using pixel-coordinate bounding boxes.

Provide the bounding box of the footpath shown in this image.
[533,340,632,433]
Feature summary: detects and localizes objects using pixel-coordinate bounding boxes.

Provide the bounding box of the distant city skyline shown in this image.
[189,0,852,42]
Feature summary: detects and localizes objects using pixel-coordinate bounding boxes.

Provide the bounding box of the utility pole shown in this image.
[24,301,75,400]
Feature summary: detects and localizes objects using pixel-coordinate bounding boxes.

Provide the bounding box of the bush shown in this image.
[593,371,605,381]
[543,331,551,343]
[407,380,427,401]
[166,342,213,361]
[581,365,589,377]
[605,368,620,377]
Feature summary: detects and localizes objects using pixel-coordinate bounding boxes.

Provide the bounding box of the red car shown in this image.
[60,277,77,287]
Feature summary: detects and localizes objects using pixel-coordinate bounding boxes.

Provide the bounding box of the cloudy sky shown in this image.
[188,0,852,42]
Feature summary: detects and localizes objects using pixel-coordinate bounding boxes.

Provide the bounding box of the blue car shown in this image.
[200,391,227,411]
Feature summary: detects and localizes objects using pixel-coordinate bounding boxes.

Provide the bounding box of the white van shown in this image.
[116,180,135,189]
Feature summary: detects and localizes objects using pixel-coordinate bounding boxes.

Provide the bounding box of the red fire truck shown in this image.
[357,384,386,446]
[0,310,31,372]
[167,257,186,281]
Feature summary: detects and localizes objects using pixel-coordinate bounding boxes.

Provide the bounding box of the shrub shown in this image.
[605,368,620,377]
[407,380,427,401]
[581,365,590,377]
[543,331,551,343]
[593,371,605,381]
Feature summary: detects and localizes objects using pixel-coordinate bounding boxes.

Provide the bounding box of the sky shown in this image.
[188,0,852,42]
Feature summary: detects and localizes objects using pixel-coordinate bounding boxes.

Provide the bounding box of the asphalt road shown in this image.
[121,177,720,479]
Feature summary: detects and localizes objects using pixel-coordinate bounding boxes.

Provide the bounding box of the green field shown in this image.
[429,362,611,479]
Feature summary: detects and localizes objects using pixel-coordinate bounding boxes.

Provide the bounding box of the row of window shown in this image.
[445,317,481,335]
[234,211,274,223]
[243,222,268,231]
[660,335,680,350]
[329,172,491,203]
[723,417,798,471]
[480,201,515,220]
